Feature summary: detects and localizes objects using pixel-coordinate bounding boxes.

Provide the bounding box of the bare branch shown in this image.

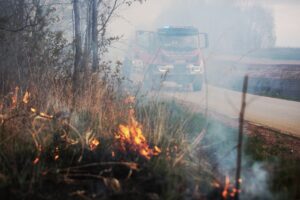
[0,22,38,32]
[98,0,118,33]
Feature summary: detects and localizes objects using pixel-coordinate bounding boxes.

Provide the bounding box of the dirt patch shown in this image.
[208,110,300,160]
[245,123,300,160]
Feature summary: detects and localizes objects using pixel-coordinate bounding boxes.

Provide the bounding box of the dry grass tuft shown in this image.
[0,68,217,199]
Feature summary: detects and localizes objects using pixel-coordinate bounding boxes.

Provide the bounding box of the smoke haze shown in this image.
[108,0,300,60]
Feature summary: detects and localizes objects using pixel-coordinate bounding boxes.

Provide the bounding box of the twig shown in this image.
[0,23,39,33]
[64,173,105,180]
[59,161,139,171]
[235,75,248,200]
[65,122,85,162]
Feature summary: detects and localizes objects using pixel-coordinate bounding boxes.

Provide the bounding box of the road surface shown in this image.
[161,84,300,138]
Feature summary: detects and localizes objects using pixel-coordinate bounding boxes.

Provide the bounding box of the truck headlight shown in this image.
[158,65,174,73]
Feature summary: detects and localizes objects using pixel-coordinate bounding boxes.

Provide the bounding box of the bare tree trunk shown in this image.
[72,0,82,101]
[82,0,92,71]
[91,0,98,72]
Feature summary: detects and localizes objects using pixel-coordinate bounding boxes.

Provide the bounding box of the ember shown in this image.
[33,157,40,165]
[39,112,53,119]
[54,147,60,160]
[31,107,37,113]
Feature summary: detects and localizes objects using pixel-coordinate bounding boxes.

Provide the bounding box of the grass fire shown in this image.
[115,97,161,160]
[1,0,300,200]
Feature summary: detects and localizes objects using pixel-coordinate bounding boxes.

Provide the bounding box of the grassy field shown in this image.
[0,81,299,200]
[245,48,300,61]
[207,63,300,102]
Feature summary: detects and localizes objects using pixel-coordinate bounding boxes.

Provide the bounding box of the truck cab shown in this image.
[124,26,208,91]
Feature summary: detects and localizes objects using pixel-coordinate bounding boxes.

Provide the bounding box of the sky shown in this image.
[109,0,300,48]
[273,3,300,47]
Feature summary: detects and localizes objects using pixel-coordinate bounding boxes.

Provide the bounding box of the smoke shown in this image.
[154,0,275,54]
[201,117,275,199]
[241,162,272,199]
[108,0,300,60]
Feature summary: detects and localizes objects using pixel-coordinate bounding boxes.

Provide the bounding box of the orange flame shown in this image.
[89,138,100,151]
[39,112,53,119]
[222,176,230,199]
[153,146,161,155]
[221,176,240,199]
[22,91,30,104]
[11,86,19,108]
[115,97,161,160]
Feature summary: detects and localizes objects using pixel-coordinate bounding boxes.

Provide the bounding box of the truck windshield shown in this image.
[158,35,199,51]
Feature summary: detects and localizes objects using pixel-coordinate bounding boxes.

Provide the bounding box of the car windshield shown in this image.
[159,35,199,51]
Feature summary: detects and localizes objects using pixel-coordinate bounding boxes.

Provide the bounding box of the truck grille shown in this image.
[172,65,189,74]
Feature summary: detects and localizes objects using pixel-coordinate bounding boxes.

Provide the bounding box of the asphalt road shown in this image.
[161,84,300,138]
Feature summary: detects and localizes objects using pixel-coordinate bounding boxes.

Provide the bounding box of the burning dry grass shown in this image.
[0,73,260,199]
[115,104,161,160]
[1,79,298,200]
[0,75,188,199]
[0,77,220,200]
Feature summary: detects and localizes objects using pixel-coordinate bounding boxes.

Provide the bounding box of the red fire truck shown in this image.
[123,26,208,91]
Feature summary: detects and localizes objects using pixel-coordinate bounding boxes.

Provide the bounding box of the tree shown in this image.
[71,0,144,92]
[0,0,70,95]
[0,0,143,97]
[91,0,98,72]
[72,0,82,99]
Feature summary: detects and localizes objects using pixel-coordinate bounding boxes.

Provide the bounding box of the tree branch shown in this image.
[0,22,39,32]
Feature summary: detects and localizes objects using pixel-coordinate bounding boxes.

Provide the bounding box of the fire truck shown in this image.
[123,26,208,91]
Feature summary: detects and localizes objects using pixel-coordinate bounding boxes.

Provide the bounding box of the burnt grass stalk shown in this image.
[0,86,299,199]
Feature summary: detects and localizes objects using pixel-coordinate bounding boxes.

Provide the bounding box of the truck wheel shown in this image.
[193,78,202,91]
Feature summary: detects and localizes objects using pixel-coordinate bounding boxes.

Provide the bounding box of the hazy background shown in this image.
[107,0,300,60]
